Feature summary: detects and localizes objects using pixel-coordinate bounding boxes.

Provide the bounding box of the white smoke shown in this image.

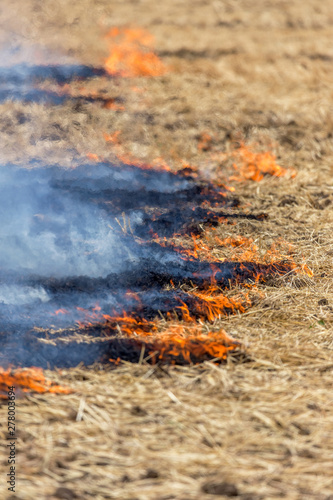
[0,165,132,278]
[0,285,49,306]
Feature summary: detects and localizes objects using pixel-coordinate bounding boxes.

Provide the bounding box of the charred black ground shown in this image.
[0,64,111,105]
[0,62,298,369]
[0,158,295,368]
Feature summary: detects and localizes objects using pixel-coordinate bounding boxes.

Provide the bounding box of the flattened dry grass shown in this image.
[0,1,333,499]
[1,358,332,499]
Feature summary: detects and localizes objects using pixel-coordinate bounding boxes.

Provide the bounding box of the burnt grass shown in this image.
[0,1,333,499]
[0,161,291,368]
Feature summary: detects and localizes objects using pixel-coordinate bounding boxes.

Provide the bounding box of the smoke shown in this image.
[0,41,77,68]
[0,63,108,104]
[0,285,49,306]
[0,47,274,367]
[0,165,129,278]
[0,161,218,333]
[0,156,274,334]
[0,41,99,104]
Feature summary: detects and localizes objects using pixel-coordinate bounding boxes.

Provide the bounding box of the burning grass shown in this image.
[96,316,243,365]
[44,82,126,110]
[104,27,166,77]
[0,135,308,369]
[230,143,297,182]
[0,367,72,398]
[181,231,312,274]
[0,1,333,499]
[0,21,311,372]
[209,143,297,183]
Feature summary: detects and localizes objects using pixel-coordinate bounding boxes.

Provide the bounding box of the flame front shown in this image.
[231,143,297,182]
[0,367,72,398]
[104,27,166,77]
[0,26,310,372]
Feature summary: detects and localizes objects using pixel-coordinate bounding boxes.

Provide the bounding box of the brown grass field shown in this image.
[0,1,333,499]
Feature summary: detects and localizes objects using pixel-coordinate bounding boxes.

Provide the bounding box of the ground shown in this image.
[0,1,333,499]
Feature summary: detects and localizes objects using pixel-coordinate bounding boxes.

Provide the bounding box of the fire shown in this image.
[54,308,70,315]
[71,283,251,334]
[231,143,297,182]
[0,45,308,369]
[68,266,253,363]
[151,231,312,285]
[185,231,312,273]
[103,131,121,146]
[76,311,157,337]
[104,27,166,77]
[183,286,251,322]
[102,317,241,364]
[78,136,310,365]
[71,294,243,364]
[87,152,100,162]
[0,367,72,398]
[147,326,240,364]
[38,81,125,110]
[76,304,103,327]
[197,132,213,152]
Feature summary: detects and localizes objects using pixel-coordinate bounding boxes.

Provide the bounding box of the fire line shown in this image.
[0,27,306,378]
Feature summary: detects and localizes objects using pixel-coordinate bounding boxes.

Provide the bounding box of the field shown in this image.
[0,1,333,499]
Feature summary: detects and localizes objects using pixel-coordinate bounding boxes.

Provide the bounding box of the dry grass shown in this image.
[1,1,333,499]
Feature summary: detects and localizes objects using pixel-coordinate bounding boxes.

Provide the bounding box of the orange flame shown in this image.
[87,152,100,162]
[0,367,72,398]
[147,326,240,364]
[73,303,241,364]
[183,287,251,322]
[104,27,166,77]
[46,83,125,111]
[104,317,240,364]
[231,144,297,182]
[54,308,70,315]
[77,312,157,336]
[198,132,213,152]
[103,100,125,111]
[187,232,311,272]
[152,231,312,280]
[78,132,306,365]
